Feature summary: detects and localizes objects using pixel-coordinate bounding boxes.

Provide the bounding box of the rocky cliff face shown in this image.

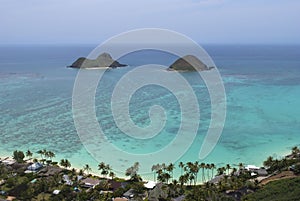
[68,53,127,68]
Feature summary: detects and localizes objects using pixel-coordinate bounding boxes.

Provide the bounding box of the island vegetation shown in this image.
[0,146,300,200]
[68,53,127,69]
[168,55,214,72]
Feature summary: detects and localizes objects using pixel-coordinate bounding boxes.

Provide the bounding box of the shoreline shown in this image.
[0,148,295,184]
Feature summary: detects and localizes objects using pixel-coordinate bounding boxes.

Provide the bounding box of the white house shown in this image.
[27,162,43,171]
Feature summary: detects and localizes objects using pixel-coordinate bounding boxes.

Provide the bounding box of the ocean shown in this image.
[0,44,299,180]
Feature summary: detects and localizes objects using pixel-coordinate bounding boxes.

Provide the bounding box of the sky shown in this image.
[0,0,299,44]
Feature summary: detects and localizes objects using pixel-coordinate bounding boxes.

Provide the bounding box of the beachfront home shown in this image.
[38,166,62,177]
[108,179,128,191]
[1,158,16,166]
[27,162,43,172]
[81,178,100,188]
[245,165,259,171]
[245,165,268,176]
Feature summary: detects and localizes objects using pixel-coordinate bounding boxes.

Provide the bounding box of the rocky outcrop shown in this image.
[68,53,127,68]
[168,55,213,71]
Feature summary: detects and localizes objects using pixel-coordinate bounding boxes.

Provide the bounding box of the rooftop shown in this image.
[81,178,100,187]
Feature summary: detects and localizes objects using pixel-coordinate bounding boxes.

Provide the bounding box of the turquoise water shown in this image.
[0,45,300,180]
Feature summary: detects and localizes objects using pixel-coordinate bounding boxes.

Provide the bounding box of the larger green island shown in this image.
[1,147,300,201]
[68,53,127,69]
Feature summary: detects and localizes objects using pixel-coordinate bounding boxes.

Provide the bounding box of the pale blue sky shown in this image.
[1,0,299,44]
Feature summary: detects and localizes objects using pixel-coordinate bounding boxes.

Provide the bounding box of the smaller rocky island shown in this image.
[68,52,127,69]
[168,55,214,71]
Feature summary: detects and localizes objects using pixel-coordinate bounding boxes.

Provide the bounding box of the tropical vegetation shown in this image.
[0,146,299,200]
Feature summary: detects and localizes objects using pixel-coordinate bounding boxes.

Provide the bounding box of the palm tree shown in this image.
[188,174,195,186]
[26,150,33,158]
[292,146,299,153]
[105,164,112,177]
[166,163,175,179]
[151,164,159,182]
[71,168,76,176]
[157,172,166,183]
[60,159,71,169]
[231,167,237,176]
[109,171,115,180]
[226,164,231,175]
[37,149,47,164]
[217,167,225,175]
[47,151,55,161]
[206,164,211,180]
[238,163,244,170]
[126,162,141,181]
[179,162,184,176]
[179,173,189,186]
[98,162,111,178]
[292,146,300,157]
[42,149,47,159]
[190,162,200,185]
[164,172,171,184]
[263,156,274,168]
[200,163,206,182]
[210,163,215,179]
[83,164,92,175]
[98,162,106,177]
[156,169,164,182]
[37,150,44,160]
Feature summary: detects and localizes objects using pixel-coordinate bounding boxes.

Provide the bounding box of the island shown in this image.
[168,55,214,71]
[68,52,127,69]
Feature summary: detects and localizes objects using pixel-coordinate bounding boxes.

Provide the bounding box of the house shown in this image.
[245,165,259,171]
[108,179,128,191]
[172,195,185,201]
[124,188,147,200]
[1,158,16,166]
[27,162,43,172]
[123,189,135,199]
[254,168,268,176]
[208,174,225,184]
[245,165,268,176]
[113,198,129,201]
[0,180,5,186]
[53,190,61,195]
[144,181,156,189]
[0,190,6,196]
[226,187,254,201]
[81,178,100,188]
[63,174,73,186]
[39,166,62,177]
[6,196,17,201]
